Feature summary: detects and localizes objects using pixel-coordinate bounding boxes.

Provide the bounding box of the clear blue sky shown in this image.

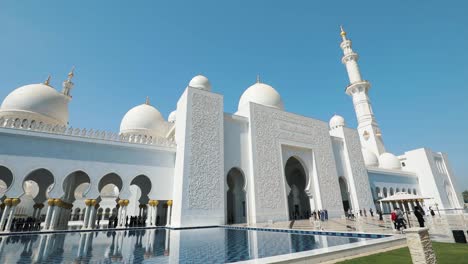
[0,1,467,190]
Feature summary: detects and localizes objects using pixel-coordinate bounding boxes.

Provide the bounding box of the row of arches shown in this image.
[0,166,154,205]
[0,165,171,232]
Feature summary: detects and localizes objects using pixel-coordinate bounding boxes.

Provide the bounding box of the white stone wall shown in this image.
[171,88,225,227]
[248,103,342,222]
[404,148,462,211]
[342,127,375,211]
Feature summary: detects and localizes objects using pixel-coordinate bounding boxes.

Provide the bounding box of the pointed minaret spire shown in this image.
[256,74,261,83]
[62,67,75,97]
[44,75,51,86]
[145,96,150,105]
[340,25,347,41]
[67,66,75,81]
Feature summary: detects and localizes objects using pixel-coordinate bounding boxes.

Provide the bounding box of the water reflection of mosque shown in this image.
[0,228,362,263]
[0,229,169,263]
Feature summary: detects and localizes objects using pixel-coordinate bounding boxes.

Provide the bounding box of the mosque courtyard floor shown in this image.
[240,213,468,244]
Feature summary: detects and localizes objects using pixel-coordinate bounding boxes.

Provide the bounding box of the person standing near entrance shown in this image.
[414,206,425,227]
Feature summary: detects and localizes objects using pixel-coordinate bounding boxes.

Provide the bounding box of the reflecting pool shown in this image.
[0,228,370,263]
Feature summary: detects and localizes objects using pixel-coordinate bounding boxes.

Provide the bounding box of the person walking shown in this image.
[395,208,406,231]
[414,206,425,227]
[369,208,374,217]
[391,209,397,229]
[429,207,435,217]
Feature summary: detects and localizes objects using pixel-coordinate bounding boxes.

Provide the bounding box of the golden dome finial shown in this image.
[340,25,346,37]
[44,75,51,86]
[145,96,150,105]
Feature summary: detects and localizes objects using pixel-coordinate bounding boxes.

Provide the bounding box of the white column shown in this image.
[117,206,123,227]
[4,205,17,232]
[88,205,96,229]
[0,205,11,231]
[152,205,158,226]
[82,206,91,229]
[82,199,93,229]
[166,201,172,226]
[49,206,61,230]
[146,204,153,226]
[122,206,128,227]
[43,200,55,230]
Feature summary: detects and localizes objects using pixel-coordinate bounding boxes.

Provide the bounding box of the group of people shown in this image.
[390,206,426,231]
[346,208,375,219]
[9,217,41,232]
[311,209,328,221]
[106,215,156,228]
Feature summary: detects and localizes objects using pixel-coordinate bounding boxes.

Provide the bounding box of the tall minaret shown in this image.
[62,67,75,97]
[340,26,385,156]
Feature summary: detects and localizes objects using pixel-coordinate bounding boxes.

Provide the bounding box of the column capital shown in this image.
[11,198,20,206]
[48,198,56,206]
[84,199,93,206]
[166,200,173,206]
[149,200,159,206]
[3,198,12,206]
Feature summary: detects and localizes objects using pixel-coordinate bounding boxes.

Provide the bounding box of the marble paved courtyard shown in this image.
[240,214,468,243]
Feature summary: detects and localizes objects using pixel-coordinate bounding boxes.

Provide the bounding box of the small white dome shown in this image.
[329,114,345,129]
[120,103,166,138]
[362,148,379,167]
[0,83,70,125]
[379,152,402,170]
[188,75,211,91]
[238,82,284,112]
[168,110,177,123]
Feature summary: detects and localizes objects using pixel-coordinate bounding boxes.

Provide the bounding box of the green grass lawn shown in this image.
[337,242,468,264]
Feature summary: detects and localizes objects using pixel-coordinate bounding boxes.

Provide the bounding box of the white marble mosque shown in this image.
[0,27,464,232]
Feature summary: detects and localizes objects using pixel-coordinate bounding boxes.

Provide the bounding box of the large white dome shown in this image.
[188,75,211,91]
[378,152,402,170]
[362,148,379,167]
[329,114,345,129]
[238,82,284,112]
[0,83,70,125]
[120,103,166,138]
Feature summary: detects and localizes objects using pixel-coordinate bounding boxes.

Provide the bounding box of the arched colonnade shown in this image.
[0,165,173,232]
[373,186,419,213]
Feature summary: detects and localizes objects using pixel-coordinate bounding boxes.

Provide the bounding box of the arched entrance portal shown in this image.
[339,177,351,213]
[284,157,311,220]
[226,168,246,224]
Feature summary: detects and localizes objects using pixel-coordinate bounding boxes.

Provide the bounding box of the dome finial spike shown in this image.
[44,75,51,86]
[145,96,150,105]
[256,74,260,83]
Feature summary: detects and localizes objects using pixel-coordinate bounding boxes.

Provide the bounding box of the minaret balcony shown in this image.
[341,52,359,64]
[345,80,371,94]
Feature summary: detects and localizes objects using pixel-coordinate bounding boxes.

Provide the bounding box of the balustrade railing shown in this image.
[0,117,176,148]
